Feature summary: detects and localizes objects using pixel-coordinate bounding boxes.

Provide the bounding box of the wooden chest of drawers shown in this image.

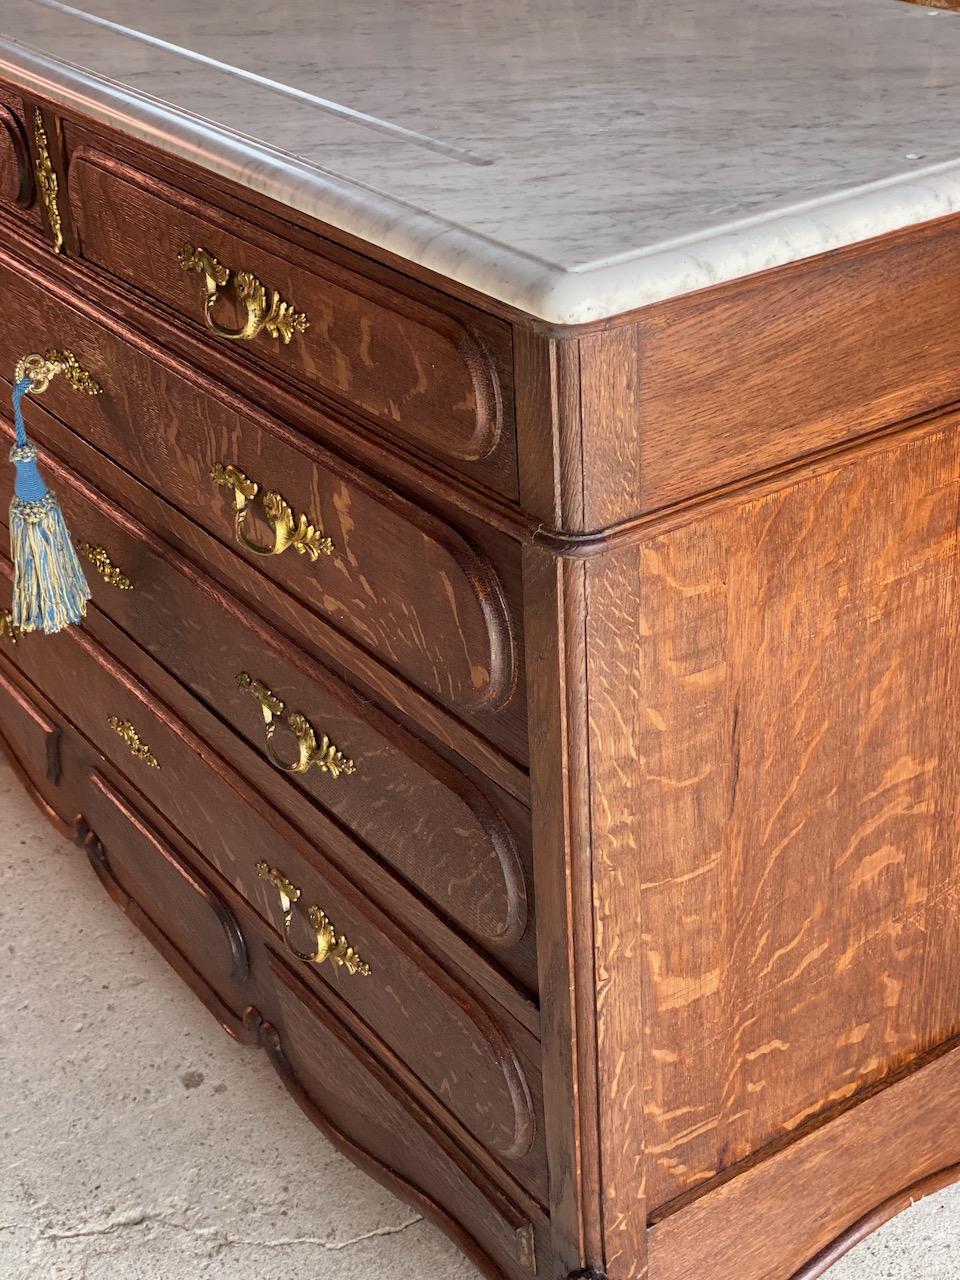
[2,74,960,1280]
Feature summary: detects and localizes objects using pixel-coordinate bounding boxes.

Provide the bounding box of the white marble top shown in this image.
[1,0,960,322]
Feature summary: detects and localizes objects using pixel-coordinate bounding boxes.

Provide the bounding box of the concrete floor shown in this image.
[1,755,957,1279]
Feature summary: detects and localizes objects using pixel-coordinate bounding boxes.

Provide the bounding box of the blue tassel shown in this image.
[9,374,90,634]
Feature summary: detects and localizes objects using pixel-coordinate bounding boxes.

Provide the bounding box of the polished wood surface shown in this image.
[70,146,519,499]
[0,568,547,1202]
[1,74,958,1280]
[0,90,34,215]
[0,247,526,744]
[0,434,537,984]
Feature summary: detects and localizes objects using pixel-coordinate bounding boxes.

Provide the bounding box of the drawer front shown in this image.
[0,438,535,985]
[0,658,60,786]
[80,768,252,1032]
[0,91,38,226]
[262,955,541,1280]
[2,613,547,1199]
[67,148,518,498]
[0,250,524,739]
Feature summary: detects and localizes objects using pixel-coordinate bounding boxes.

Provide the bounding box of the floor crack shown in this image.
[37,1209,424,1254]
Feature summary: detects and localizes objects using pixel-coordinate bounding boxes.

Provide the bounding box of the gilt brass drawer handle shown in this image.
[76,543,133,591]
[256,861,371,976]
[211,463,333,561]
[0,609,21,643]
[237,672,355,779]
[108,716,159,768]
[178,244,309,345]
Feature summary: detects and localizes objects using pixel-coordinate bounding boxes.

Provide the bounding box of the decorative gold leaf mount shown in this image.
[33,109,63,254]
[108,716,160,768]
[178,244,308,346]
[256,860,371,977]
[211,462,333,562]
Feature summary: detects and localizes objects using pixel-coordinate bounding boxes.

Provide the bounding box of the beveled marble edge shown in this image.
[5,34,960,326]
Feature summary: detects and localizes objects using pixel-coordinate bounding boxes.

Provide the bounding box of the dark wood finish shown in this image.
[0,433,537,983]
[0,660,60,785]
[80,770,253,1031]
[0,248,525,739]
[263,957,543,1280]
[3,518,540,1041]
[69,148,519,500]
[522,546,604,1275]
[0,93,34,213]
[0,670,547,1279]
[0,596,548,1202]
[2,84,958,1280]
[0,368,530,802]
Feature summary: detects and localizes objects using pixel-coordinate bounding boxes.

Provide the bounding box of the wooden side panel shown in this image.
[585,418,960,1221]
[575,214,960,529]
[647,1043,960,1280]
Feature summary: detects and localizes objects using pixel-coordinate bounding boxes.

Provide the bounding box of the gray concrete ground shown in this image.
[1,755,957,1279]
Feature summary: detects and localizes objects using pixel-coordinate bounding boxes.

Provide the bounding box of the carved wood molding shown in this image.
[0,103,33,207]
[245,999,532,1280]
[790,1162,960,1280]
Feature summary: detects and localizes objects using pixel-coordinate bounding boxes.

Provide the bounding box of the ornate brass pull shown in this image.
[15,350,102,396]
[256,861,370,975]
[237,673,355,779]
[76,543,133,591]
[108,716,159,768]
[33,110,63,254]
[178,244,309,345]
[211,463,333,561]
[0,609,21,643]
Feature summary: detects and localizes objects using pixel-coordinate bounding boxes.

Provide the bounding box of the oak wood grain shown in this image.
[585,420,960,1215]
[0,428,537,981]
[69,147,519,499]
[647,1044,960,1280]
[0,587,548,1204]
[4,79,960,1280]
[571,213,960,529]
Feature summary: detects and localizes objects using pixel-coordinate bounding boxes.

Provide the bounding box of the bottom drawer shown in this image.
[261,951,542,1280]
[0,582,546,1198]
[0,652,61,789]
[68,751,548,1280]
[79,768,252,1038]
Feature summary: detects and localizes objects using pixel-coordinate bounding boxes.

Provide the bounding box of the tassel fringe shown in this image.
[8,372,91,635]
[10,487,91,634]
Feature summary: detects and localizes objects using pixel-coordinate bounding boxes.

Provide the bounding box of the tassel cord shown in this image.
[12,375,48,503]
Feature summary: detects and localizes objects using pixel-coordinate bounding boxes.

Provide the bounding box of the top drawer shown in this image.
[65,146,519,499]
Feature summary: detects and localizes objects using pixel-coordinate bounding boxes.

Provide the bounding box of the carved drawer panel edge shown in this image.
[65,145,518,495]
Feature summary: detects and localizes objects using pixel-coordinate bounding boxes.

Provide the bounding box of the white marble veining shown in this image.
[1,0,960,321]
